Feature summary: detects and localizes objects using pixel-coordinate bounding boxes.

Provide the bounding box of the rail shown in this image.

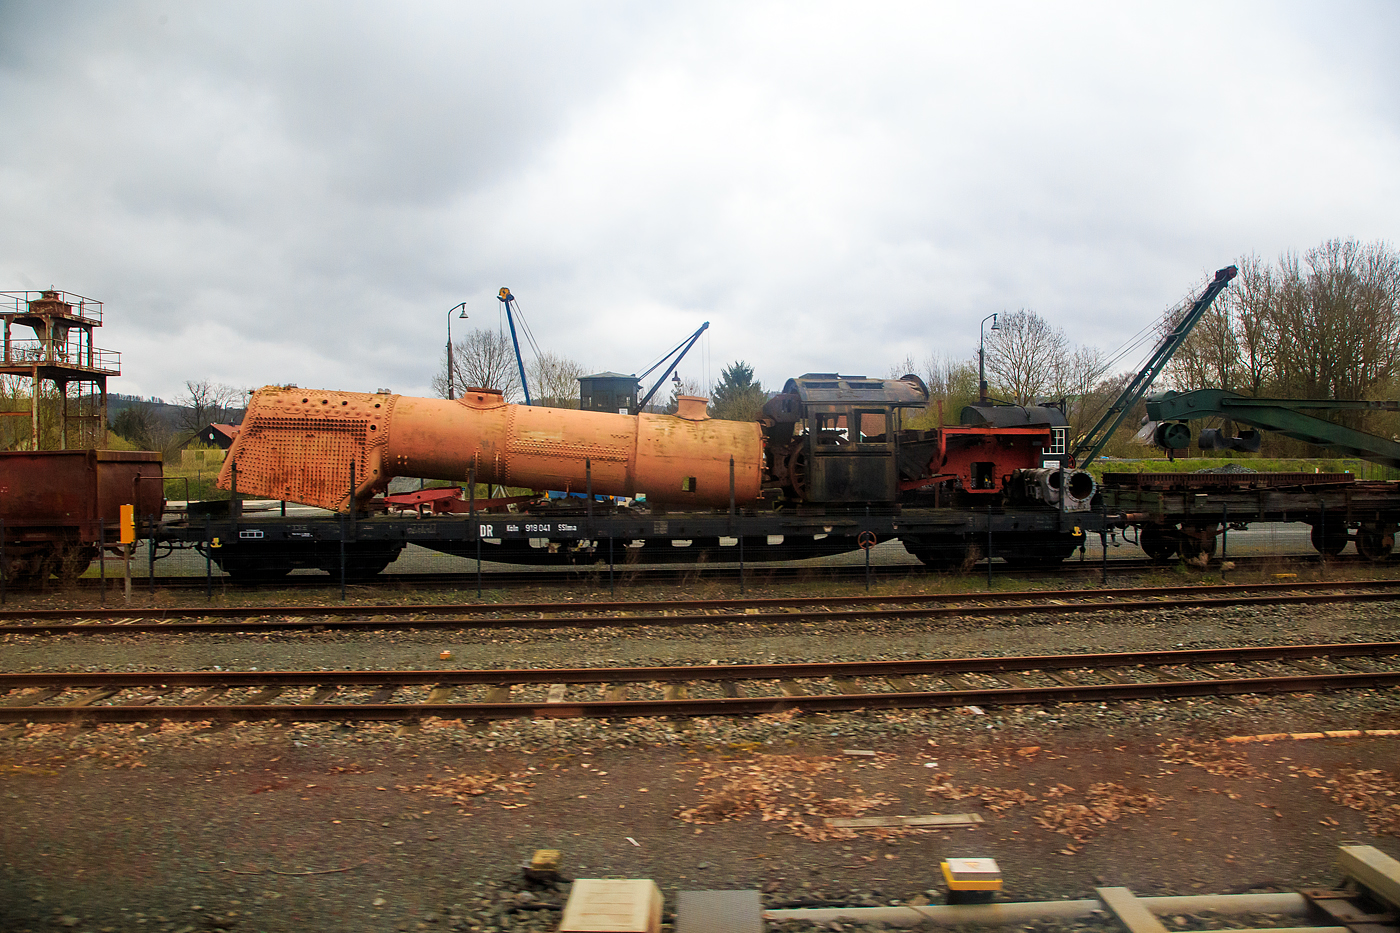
[3,577,1399,633]
[2,641,1397,723]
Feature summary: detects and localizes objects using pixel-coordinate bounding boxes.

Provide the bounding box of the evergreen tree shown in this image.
[708,361,766,421]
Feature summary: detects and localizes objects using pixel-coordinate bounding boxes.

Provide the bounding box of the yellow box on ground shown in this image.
[941,857,1003,891]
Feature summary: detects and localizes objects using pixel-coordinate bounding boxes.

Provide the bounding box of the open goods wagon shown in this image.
[0,449,164,584]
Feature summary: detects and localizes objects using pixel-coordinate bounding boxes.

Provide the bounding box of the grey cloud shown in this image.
[1,1,1397,401]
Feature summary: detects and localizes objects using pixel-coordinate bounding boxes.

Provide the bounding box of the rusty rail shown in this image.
[2,579,1400,635]
[2,642,1398,724]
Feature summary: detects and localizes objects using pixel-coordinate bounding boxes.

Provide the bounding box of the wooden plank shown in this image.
[664,684,689,701]
[2,687,63,707]
[1096,886,1170,933]
[63,688,120,708]
[485,685,513,703]
[365,686,396,704]
[305,686,339,705]
[831,677,865,694]
[547,684,568,704]
[187,687,228,706]
[605,685,629,701]
[1339,845,1400,912]
[778,681,806,697]
[720,682,742,698]
[126,687,175,707]
[245,686,285,705]
[426,685,455,703]
[885,676,915,693]
[826,813,984,828]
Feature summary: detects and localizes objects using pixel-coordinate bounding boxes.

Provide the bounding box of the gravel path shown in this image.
[2,584,1399,933]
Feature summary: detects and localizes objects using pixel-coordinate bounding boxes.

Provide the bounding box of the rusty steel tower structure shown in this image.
[1,290,120,450]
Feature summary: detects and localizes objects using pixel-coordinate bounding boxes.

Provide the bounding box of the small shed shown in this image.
[578,372,639,414]
[196,423,240,449]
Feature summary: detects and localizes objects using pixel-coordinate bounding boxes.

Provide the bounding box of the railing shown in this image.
[0,290,104,325]
[1,339,120,374]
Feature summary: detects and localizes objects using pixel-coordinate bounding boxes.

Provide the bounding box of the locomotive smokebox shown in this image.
[218,385,764,512]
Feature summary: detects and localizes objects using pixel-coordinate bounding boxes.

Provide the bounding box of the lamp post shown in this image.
[978,312,1000,404]
[446,302,468,400]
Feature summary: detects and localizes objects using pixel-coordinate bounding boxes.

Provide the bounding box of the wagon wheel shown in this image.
[1357,523,1395,561]
[1138,525,1178,562]
[1310,523,1349,557]
[56,545,97,585]
[902,535,980,572]
[1180,523,1218,559]
[1001,532,1079,570]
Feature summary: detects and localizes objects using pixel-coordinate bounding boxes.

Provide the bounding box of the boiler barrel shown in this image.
[218,385,764,512]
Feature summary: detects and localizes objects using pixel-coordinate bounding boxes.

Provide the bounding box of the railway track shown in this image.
[3,642,1398,724]
[3,578,1399,635]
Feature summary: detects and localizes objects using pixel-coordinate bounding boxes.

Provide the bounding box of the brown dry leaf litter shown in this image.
[1034,782,1170,850]
[675,753,895,842]
[398,769,534,810]
[1314,768,1400,835]
[925,774,1037,814]
[1159,739,1260,778]
[927,773,1168,852]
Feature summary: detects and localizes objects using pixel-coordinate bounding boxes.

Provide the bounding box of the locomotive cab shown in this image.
[761,373,929,504]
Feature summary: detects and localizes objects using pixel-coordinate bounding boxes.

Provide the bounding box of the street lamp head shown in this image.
[990,313,1000,331]
[458,307,469,319]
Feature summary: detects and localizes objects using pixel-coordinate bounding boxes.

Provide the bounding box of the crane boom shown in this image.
[1071,265,1237,468]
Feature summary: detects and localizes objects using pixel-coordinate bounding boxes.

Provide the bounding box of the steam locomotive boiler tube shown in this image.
[217,385,764,512]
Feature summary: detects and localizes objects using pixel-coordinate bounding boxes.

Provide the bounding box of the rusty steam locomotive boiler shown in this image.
[218,385,764,511]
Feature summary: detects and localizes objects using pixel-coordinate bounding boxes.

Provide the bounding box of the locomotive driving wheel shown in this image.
[786,447,810,501]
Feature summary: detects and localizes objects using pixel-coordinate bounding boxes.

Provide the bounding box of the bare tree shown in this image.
[528,351,589,409]
[983,309,1069,406]
[174,380,246,437]
[890,353,977,426]
[1051,345,1113,442]
[1168,240,1400,409]
[1272,239,1400,402]
[433,328,523,402]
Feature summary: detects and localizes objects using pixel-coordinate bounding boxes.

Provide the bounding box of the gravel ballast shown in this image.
[2,583,1398,933]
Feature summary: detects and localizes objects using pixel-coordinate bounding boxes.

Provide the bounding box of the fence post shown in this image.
[986,504,994,589]
[204,514,213,601]
[148,514,156,596]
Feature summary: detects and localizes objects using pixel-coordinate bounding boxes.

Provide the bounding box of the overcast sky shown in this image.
[2,1,1397,403]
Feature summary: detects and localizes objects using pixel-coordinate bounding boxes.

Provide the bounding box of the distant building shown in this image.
[196,423,239,449]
